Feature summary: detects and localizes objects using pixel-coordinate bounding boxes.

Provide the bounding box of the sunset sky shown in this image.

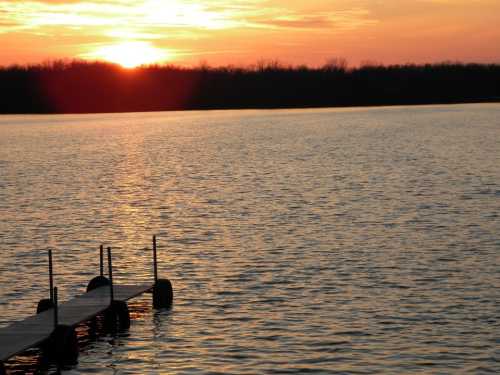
[1,0,499,68]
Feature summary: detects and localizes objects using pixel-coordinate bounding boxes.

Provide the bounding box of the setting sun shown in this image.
[84,41,170,68]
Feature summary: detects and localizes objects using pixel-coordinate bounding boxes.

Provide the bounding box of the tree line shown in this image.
[1,60,499,114]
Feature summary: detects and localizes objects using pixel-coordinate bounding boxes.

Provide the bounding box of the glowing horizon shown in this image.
[1,0,499,68]
[81,41,173,68]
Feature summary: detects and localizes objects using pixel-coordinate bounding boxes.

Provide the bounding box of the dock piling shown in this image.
[36,250,55,314]
[103,247,131,331]
[49,249,54,302]
[53,287,58,327]
[48,286,79,365]
[99,244,104,277]
[152,235,173,309]
[153,235,158,283]
[107,247,114,303]
[86,245,110,292]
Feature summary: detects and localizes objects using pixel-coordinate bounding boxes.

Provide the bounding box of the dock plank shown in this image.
[0,310,54,361]
[0,283,153,362]
[114,284,153,301]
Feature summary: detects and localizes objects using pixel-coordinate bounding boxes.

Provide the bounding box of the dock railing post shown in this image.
[36,250,56,314]
[99,245,104,277]
[152,235,173,309]
[48,249,54,302]
[49,286,79,364]
[103,246,131,330]
[53,287,58,327]
[153,235,158,284]
[107,247,114,303]
[86,245,110,292]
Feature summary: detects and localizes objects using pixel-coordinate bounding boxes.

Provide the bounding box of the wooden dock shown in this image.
[0,236,173,374]
[0,284,152,362]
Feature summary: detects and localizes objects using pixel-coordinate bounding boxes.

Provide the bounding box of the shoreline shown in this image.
[1,98,499,116]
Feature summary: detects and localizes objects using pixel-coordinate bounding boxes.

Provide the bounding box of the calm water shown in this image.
[0,104,499,374]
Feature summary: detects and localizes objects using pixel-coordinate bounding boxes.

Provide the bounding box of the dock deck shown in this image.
[0,284,152,362]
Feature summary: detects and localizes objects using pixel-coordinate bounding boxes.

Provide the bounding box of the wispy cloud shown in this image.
[0,1,244,32]
[247,8,377,31]
[0,0,376,35]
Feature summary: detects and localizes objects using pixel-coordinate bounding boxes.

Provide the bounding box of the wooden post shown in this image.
[153,235,158,283]
[99,245,104,277]
[107,247,114,303]
[152,234,173,309]
[53,287,58,327]
[36,252,55,314]
[48,249,54,302]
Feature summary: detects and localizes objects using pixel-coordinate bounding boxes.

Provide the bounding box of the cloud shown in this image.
[0,0,376,34]
[0,1,240,31]
[249,9,377,31]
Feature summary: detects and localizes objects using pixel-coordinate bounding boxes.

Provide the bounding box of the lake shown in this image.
[0,104,499,374]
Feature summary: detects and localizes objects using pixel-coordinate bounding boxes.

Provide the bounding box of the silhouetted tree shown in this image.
[0,60,499,114]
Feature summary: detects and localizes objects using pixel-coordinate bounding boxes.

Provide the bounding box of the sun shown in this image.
[86,41,170,68]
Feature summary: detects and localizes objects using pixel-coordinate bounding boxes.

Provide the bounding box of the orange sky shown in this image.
[1,0,499,68]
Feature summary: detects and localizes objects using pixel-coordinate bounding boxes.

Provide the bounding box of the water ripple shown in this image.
[0,104,499,373]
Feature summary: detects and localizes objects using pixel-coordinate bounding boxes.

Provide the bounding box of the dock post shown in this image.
[86,245,110,292]
[53,287,58,327]
[107,247,114,303]
[37,249,55,314]
[100,244,104,277]
[152,235,174,309]
[49,249,54,302]
[153,235,158,283]
[47,286,79,364]
[103,246,130,330]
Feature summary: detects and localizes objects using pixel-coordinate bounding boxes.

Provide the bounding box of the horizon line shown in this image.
[2,57,500,70]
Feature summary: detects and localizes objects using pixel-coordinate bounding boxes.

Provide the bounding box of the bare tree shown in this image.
[323,57,349,72]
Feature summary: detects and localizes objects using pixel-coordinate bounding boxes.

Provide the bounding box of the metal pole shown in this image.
[99,244,104,277]
[107,247,114,303]
[53,287,58,327]
[153,235,158,283]
[48,249,54,302]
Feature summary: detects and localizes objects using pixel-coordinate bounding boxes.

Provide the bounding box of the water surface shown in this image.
[0,104,499,374]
